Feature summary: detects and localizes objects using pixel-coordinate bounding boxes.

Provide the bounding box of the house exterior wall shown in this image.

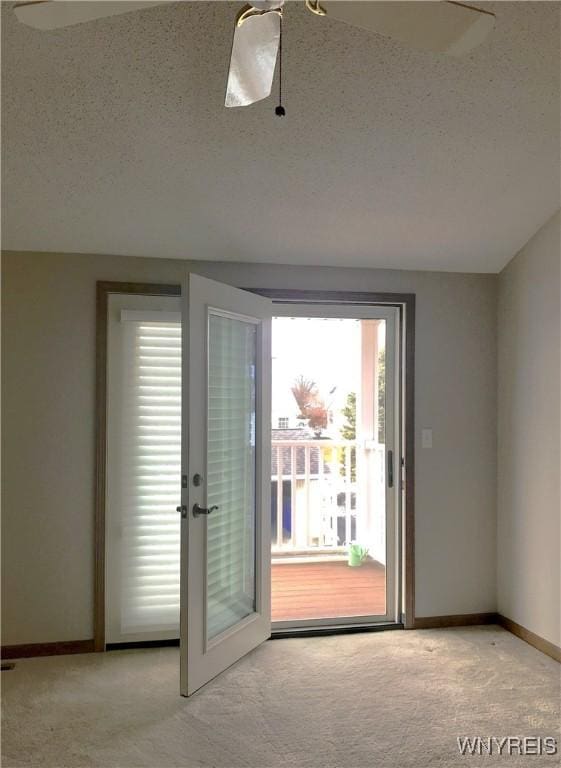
[1,251,497,644]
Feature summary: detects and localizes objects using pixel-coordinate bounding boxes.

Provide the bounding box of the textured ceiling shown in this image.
[2,1,560,272]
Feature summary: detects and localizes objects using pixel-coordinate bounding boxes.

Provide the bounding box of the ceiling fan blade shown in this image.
[319,1,495,56]
[225,10,281,108]
[14,1,170,30]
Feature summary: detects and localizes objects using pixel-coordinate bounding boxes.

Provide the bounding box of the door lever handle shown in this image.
[192,503,219,518]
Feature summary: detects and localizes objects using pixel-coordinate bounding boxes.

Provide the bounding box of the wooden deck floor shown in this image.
[271,559,386,622]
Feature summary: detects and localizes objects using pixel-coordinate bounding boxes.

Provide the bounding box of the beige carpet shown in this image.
[2,626,560,767]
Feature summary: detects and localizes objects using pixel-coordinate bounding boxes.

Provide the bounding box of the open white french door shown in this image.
[180,275,272,696]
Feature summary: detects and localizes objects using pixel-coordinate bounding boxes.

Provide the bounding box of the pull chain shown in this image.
[275,12,285,116]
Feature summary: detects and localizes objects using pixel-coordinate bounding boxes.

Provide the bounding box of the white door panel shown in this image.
[180,274,272,696]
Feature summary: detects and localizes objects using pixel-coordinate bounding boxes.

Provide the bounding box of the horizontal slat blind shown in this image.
[118,316,181,635]
[206,313,256,640]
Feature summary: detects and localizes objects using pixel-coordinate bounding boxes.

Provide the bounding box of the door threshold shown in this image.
[270,622,403,639]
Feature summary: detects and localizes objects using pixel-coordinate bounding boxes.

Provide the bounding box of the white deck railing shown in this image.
[271,439,385,555]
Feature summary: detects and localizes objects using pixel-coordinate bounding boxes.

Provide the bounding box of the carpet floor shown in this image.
[2,626,559,767]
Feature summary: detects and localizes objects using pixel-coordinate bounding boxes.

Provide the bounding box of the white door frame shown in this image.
[242,288,415,630]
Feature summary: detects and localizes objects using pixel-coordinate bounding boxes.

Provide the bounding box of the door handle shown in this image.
[387,450,394,488]
[192,504,219,518]
[176,505,188,519]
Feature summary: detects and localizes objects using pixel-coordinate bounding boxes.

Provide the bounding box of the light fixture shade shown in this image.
[225,11,281,108]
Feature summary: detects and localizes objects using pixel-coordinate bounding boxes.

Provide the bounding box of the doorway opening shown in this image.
[270,305,402,629]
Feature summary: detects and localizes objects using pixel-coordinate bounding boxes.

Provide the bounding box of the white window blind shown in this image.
[206,313,257,640]
[106,300,181,643]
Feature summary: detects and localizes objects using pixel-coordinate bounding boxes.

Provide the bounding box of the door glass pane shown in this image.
[206,312,257,640]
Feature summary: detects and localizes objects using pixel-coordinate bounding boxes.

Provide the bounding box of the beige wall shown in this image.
[1,252,497,645]
[497,210,561,647]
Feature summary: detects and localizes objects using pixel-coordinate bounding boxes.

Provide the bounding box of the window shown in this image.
[106,294,181,643]
[278,417,289,429]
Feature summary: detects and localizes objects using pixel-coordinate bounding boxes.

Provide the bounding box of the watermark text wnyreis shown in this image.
[457,736,558,756]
